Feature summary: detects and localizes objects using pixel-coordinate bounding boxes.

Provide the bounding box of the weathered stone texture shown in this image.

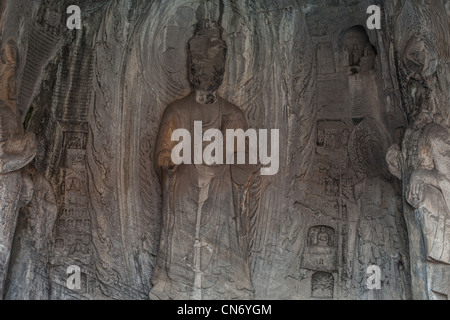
[0,0,448,300]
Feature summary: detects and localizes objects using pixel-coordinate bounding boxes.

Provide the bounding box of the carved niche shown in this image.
[302,225,337,272]
[342,26,377,75]
[311,271,334,299]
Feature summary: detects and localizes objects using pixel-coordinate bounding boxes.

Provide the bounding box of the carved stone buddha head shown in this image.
[187,20,227,102]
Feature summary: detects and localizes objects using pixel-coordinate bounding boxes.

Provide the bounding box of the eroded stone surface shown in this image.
[0,39,37,299]
[0,0,448,300]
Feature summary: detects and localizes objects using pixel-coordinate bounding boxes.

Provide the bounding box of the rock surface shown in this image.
[0,0,448,300]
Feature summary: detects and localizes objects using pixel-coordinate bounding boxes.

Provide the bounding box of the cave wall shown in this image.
[0,0,448,300]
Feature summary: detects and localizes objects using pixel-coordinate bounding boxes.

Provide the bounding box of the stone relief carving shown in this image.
[150,20,260,300]
[387,32,450,300]
[308,226,335,253]
[0,0,447,301]
[302,225,337,273]
[346,118,410,300]
[343,26,376,75]
[4,166,57,299]
[0,40,37,298]
[311,271,334,299]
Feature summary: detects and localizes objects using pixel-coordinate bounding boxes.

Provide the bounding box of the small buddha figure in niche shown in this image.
[361,43,377,72]
[363,43,376,58]
[351,44,360,66]
[317,129,325,147]
[317,227,329,246]
[310,227,333,254]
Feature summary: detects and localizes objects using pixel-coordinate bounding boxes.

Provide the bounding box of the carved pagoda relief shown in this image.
[0,0,448,300]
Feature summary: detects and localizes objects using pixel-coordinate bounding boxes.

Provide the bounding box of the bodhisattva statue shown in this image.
[386,35,450,300]
[0,40,37,298]
[150,21,258,300]
[346,119,410,300]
